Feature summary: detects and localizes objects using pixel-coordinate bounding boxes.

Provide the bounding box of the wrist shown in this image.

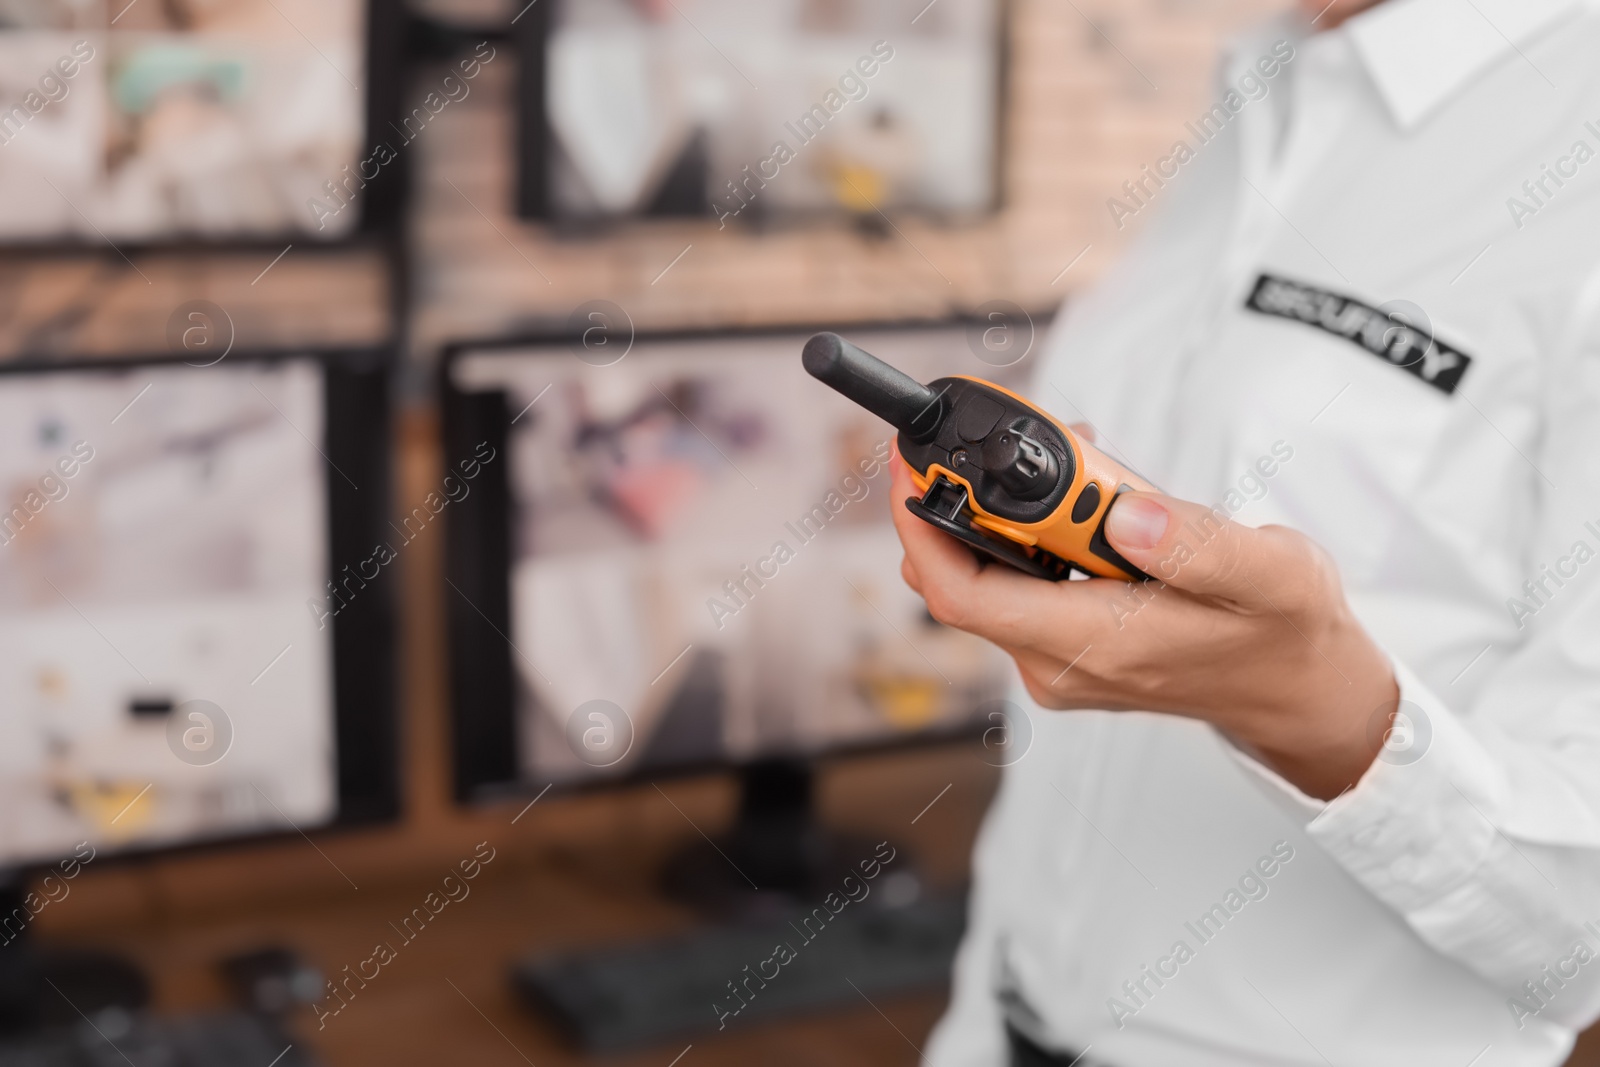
[1245,622,1398,800]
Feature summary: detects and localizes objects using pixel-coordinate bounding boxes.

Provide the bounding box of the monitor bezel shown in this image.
[0,345,399,879]
[439,315,1053,805]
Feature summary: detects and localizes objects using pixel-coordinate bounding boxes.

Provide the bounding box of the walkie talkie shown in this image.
[803,332,1153,582]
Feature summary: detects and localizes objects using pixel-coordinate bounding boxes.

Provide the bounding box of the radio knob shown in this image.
[982,430,1059,501]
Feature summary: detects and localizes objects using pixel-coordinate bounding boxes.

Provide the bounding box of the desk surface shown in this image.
[59,742,994,1067]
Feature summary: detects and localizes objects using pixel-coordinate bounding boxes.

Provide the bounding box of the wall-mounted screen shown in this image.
[0,351,396,870]
[518,0,1005,227]
[0,0,371,243]
[444,323,1020,797]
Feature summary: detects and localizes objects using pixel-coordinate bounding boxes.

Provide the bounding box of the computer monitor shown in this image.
[0,348,397,884]
[514,0,1007,226]
[442,321,1026,903]
[0,0,404,245]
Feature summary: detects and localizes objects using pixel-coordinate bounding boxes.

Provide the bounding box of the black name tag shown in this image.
[1244,273,1470,396]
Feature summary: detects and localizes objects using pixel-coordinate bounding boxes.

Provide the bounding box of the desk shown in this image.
[30,411,1600,1066]
[46,741,995,1067]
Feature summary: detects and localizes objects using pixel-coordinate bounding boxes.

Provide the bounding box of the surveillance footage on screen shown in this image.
[0,0,367,242]
[453,328,1017,786]
[542,0,1001,224]
[0,361,336,866]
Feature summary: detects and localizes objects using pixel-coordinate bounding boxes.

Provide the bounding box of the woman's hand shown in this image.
[889,445,1398,800]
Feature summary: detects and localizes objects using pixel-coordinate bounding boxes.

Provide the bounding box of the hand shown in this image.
[889,438,1398,800]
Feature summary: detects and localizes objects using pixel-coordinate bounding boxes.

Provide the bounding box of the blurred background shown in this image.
[4,0,1595,1064]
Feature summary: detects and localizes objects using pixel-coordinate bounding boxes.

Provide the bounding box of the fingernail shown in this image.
[1105,496,1168,550]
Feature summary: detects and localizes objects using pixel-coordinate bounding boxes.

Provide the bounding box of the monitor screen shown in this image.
[0,0,370,243]
[519,0,1005,224]
[445,324,1018,798]
[0,352,394,871]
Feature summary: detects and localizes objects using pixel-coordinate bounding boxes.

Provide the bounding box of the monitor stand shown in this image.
[0,885,148,1035]
[660,758,911,921]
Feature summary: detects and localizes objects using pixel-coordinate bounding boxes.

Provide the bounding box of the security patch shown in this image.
[1244,273,1470,395]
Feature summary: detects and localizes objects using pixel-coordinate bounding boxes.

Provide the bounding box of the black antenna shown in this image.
[802,333,944,439]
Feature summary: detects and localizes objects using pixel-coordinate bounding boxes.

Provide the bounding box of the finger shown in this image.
[905,524,1120,651]
[900,554,923,595]
[1012,648,1090,710]
[891,452,1123,647]
[1101,491,1323,608]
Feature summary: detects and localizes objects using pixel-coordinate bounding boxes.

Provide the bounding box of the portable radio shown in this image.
[803,332,1153,582]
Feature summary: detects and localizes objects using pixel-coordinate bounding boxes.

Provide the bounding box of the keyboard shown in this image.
[0,1010,315,1067]
[514,891,967,1052]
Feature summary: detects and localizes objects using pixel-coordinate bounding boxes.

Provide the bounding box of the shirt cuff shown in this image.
[1225,657,1502,913]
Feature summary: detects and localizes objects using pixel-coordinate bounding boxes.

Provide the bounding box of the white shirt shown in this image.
[929,1,1600,1065]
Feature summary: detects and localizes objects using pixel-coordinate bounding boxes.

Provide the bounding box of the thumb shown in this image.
[1102,491,1309,603]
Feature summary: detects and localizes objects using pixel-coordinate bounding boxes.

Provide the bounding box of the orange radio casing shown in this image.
[803,333,1153,582]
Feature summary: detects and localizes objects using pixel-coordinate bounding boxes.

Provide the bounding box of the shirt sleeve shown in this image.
[1233,270,1600,1034]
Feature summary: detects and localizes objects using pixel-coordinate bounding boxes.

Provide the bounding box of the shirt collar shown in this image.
[1342,0,1582,130]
